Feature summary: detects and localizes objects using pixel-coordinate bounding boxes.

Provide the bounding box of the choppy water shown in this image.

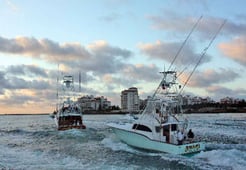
[0,113,246,170]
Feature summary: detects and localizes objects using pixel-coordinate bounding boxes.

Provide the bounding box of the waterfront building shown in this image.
[78,95,111,111]
[121,87,140,112]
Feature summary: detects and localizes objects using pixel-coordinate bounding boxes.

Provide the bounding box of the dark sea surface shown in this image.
[0,113,246,170]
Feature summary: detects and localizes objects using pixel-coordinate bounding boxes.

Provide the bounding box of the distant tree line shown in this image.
[183,99,246,113]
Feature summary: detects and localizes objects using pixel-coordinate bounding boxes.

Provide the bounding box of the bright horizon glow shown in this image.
[0,0,246,114]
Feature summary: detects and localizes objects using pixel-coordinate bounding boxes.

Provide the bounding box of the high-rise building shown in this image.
[121,87,139,112]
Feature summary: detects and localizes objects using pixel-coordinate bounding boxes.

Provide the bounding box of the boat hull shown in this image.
[110,124,205,155]
[58,125,86,131]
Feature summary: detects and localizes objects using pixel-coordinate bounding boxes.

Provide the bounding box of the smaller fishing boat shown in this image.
[108,71,205,155]
[51,75,86,130]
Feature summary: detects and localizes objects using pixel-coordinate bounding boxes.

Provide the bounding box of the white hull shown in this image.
[109,123,205,155]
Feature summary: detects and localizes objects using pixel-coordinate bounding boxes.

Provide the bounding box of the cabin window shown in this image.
[132,124,152,132]
[155,126,161,133]
[163,125,169,131]
[171,124,177,131]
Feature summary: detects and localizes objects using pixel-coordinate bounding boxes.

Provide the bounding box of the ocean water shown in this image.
[0,113,245,170]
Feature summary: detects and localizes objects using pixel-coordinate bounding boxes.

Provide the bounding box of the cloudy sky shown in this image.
[0,0,246,114]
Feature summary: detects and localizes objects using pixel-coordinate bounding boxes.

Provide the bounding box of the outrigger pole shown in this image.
[152,16,203,98]
[56,64,60,112]
[79,71,81,92]
[168,15,203,71]
[179,19,227,95]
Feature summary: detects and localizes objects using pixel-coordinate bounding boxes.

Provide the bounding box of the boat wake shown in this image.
[194,149,246,170]
[101,134,246,170]
[101,136,137,153]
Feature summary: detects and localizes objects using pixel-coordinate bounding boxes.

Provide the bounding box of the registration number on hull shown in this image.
[185,144,200,153]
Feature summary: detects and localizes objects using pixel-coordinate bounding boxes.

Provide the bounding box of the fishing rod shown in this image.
[152,16,203,98]
[179,19,227,95]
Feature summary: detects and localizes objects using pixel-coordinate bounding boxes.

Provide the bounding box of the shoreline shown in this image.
[1,111,246,115]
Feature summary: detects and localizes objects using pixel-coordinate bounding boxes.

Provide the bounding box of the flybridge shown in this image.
[63,75,74,89]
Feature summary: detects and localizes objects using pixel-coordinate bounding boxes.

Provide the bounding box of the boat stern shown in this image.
[178,142,205,155]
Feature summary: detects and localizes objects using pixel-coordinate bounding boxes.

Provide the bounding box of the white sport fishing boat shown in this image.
[108,70,205,155]
[52,75,86,131]
[108,16,226,155]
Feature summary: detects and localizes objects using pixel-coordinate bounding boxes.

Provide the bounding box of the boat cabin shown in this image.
[132,121,184,145]
[161,123,180,144]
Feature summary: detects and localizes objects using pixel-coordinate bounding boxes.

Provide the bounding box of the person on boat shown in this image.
[177,130,184,145]
[187,129,194,143]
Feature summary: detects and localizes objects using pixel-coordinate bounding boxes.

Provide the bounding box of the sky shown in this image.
[0,0,246,114]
